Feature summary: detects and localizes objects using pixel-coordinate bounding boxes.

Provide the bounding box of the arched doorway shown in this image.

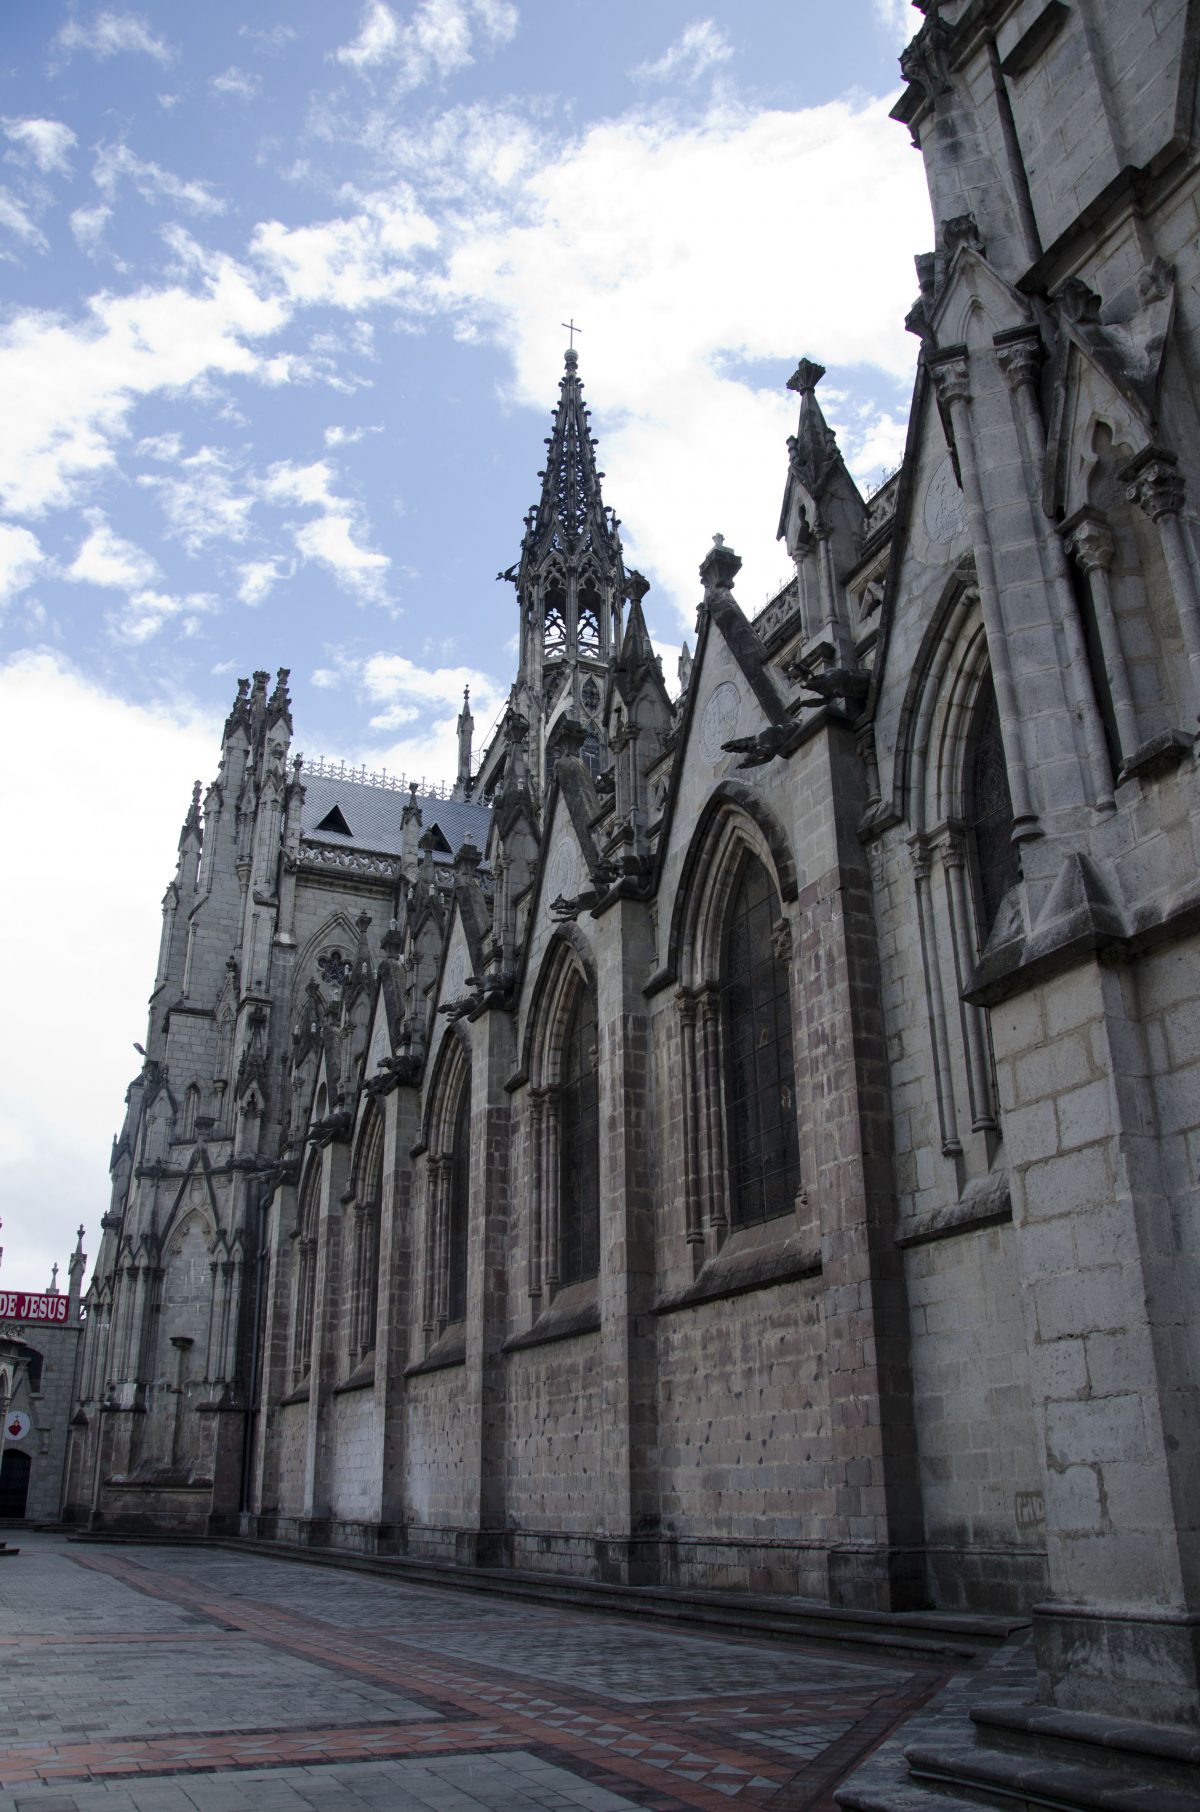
[0,1448,32,1518]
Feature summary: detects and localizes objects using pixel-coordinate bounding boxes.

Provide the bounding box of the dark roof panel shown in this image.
[299,773,490,861]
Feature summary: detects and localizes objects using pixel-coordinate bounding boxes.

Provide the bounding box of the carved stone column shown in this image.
[1124,447,1200,722]
[929,348,1040,837]
[1061,510,1139,763]
[996,331,1114,809]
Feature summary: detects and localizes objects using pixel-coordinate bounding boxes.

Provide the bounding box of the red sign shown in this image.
[0,1291,70,1324]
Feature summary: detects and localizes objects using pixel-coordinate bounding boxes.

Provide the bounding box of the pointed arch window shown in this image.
[577,577,602,657]
[558,987,600,1285]
[349,1106,383,1362]
[422,1042,472,1340]
[543,578,567,656]
[180,1083,201,1143]
[721,853,800,1228]
[525,957,601,1303]
[292,1154,321,1381]
[447,1083,471,1323]
[965,676,1019,943]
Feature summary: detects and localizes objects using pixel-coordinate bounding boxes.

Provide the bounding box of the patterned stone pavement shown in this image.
[0,1535,951,1810]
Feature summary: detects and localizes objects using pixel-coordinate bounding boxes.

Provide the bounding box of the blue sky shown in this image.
[0,1,930,1292]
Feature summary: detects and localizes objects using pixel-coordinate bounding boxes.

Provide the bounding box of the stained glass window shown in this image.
[447,1083,471,1323]
[967,678,1018,941]
[722,854,800,1228]
[354,1108,383,1356]
[558,987,600,1284]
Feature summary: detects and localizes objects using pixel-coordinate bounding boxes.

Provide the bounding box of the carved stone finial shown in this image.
[699,535,742,596]
[787,357,826,396]
[899,8,954,104]
[942,213,984,257]
[1056,277,1103,327]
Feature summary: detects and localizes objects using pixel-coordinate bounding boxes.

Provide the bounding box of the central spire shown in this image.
[525,346,619,565]
[503,344,632,795]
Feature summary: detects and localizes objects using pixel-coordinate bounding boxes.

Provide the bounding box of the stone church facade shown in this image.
[70,0,1200,1732]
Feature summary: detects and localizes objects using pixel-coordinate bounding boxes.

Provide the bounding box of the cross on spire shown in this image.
[562,317,582,348]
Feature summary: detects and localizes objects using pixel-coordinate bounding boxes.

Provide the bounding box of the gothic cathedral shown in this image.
[70,0,1200,1735]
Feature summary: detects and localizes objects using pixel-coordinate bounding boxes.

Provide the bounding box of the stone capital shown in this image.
[1122,446,1184,522]
[939,829,967,871]
[1061,509,1115,575]
[928,348,971,407]
[994,329,1042,392]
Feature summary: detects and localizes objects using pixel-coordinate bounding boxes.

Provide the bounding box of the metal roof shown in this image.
[299,774,490,861]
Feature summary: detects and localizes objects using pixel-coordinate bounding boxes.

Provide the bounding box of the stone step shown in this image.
[971,1697,1200,1795]
[229,1536,1017,1663]
[71,1528,1020,1662]
[905,1735,1200,1811]
[835,1767,983,1810]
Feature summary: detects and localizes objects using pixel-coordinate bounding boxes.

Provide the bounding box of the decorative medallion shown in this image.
[545,844,578,907]
[444,948,467,1000]
[699,681,742,762]
[317,948,347,988]
[923,455,967,543]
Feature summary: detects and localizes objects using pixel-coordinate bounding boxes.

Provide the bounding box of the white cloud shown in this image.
[334,0,518,89]
[55,11,173,63]
[261,458,390,600]
[139,445,255,552]
[66,510,158,589]
[324,423,381,447]
[295,513,389,597]
[0,652,218,1292]
[632,20,733,85]
[237,556,288,605]
[134,430,183,460]
[260,458,340,510]
[431,96,928,625]
[251,191,437,309]
[310,666,340,688]
[94,144,226,216]
[240,24,296,50]
[109,586,217,642]
[875,0,917,46]
[0,524,48,602]
[3,117,77,174]
[69,202,112,254]
[349,649,506,781]
[0,252,287,515]
[211,67,262,99]
[0,187,48,251]
[336,2,401,69]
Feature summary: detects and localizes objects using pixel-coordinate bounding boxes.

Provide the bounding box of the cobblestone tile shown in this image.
[0,1536,948,1812]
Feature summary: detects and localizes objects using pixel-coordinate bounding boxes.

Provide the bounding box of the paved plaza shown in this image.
[0,1536,949,1810]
